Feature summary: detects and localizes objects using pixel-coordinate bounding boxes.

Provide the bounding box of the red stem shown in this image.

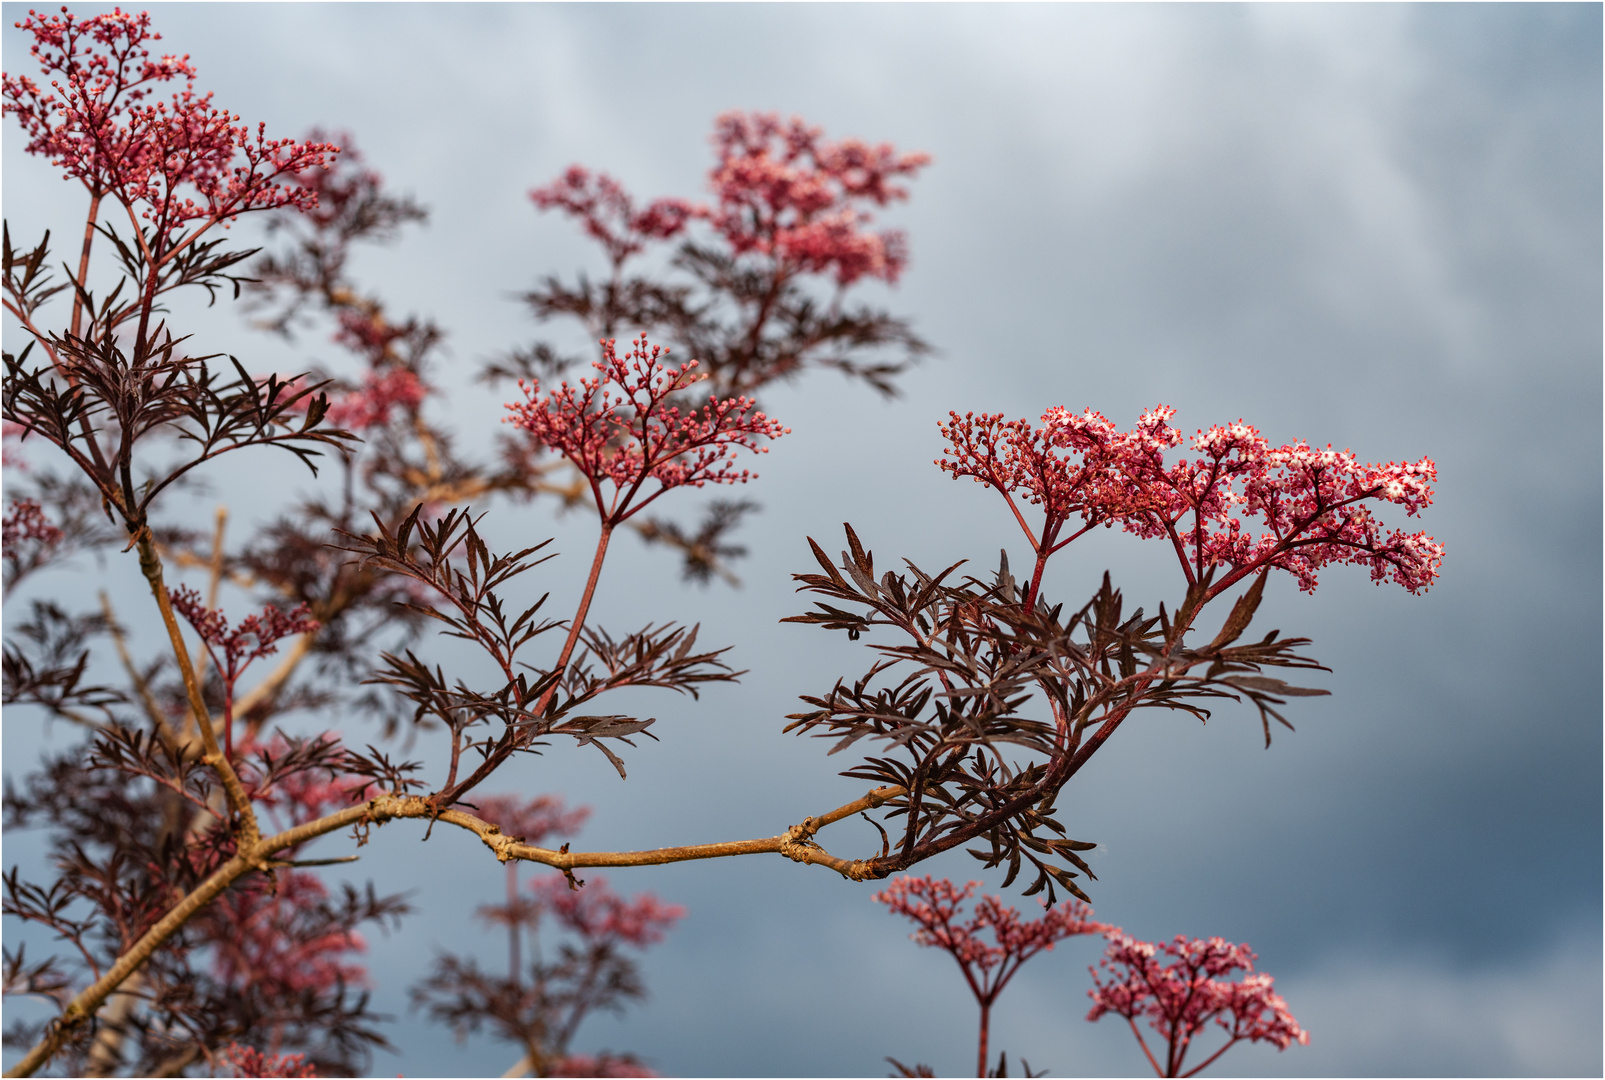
[221,678,234,760]
[1180,1036,1241,1078]
[440,522,614,805]
[543,521,614,695]
[1128,1016,1165,1077]
[976,1000,991,1078]
[69,191,101,341]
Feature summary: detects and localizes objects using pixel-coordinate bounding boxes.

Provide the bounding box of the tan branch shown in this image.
[443,784,905,881]
[134,531,259,850]
[3,797,385,1078]
[5,784,905,1076]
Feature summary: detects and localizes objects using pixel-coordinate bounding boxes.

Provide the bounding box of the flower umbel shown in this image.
[4,8,337,258]
[219,1043,317,1079]
[876,875,1106,1076]
[505,334,789,524]
[168,587,319,756]
[1087,933,1308,1077]
[706,111,931,285]
[939,405,1442,601]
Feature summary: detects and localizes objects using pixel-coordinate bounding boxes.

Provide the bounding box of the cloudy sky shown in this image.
[3,4,1600,1077]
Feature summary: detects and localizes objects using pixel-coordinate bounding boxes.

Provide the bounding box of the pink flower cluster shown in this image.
[531,165,698,269]
[230,732,369,828]
[473,794,590,848]
[547,1054,658,1078]
[2,497,63,547]
[875,876,1106,985]
[219,1042,317,1079]
[3,8,195,186]
[705,111,930,286]
[531,111,929,287]
[280,125,382,234]
[528,873,685,949]
[322,366,426,432]
[939,406,1443,595]
[1088,933,1308,1077]
[4,8,336,246]
[168,588,319,756]
[210,870,368,999]
[169,587,319,680]
[505,335,789,523]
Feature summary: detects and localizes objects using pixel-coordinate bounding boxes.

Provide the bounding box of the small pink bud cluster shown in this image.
[4,8,337,246]
[3,8,196,185]
[168,588,319,758]
[323,367,426,432]
[2,497,63,547]
[531,165,698,268]
[282,126,383,233]
[1088,933,1308,1074]
[505,334,789,523]
[219,1043,317,1079]
[169,587,319,677]
[939,406,1443,595]
[875,876,1106,978]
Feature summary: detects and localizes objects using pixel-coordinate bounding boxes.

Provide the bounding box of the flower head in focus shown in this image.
[4,8,338,254]
[939,404,1442,596]
[504,334,789,524]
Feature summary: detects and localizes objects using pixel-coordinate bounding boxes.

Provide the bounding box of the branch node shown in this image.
[779,816,824,863]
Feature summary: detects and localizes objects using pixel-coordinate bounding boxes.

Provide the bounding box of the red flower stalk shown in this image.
[876,875,1107,1077]
[504,334,789,526]
[167,587,319,757]
[939,405,1442,610]
[1087,933,1308,1078]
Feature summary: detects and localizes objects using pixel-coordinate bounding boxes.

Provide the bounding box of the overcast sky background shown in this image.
[3,4,1601,1077]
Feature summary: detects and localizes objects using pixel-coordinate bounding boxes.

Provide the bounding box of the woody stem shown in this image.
[135,530,259,849]
[976,1000,991,1078]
